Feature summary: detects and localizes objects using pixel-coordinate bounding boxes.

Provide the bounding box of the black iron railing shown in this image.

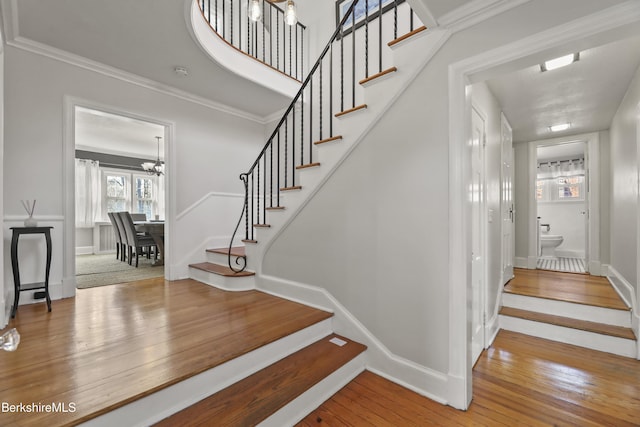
[228,0,422,271]
[198,0,306,81]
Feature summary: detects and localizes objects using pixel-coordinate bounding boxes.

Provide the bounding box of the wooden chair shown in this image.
[130,213,147,222]
[119,212,157,267]
[107,212,124,261]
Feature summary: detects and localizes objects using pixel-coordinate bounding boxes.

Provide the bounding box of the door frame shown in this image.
[447,2,637,410]
[62,96,175,298]
[500,113,514,285]
[527,133,600,274]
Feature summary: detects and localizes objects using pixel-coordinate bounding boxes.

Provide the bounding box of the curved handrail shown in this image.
[227,0,420,272]
[197,0,306,81]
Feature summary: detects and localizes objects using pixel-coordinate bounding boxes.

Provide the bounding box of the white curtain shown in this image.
[75,159,101,227]
[537,158,585,179]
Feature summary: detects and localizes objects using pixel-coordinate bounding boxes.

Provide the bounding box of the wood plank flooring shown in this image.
[505,268,629,310]
[0,278,332,426]
[299,330,640,426]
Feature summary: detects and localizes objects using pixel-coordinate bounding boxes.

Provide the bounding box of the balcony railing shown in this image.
[198,0,306,81]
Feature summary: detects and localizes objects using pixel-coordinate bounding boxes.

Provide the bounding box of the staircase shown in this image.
[499,269,636,358]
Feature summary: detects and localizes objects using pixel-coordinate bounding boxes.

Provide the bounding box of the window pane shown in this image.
[106,175,126,198]
[136,177,153,200]
[136,200,153,219]
[107,198,127,212]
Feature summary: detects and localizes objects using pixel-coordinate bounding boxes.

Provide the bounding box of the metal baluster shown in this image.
[365,0,369,78]
[262,0,265,61]
[284,117,288,187]
[277,12,280,71]
[379,0,382,73]
[352,6,356,109]
[256,162,260,224]
[300,94,304,165]
[295,24,298,79]
[289,25,292,77]
[270,7,273,66]
[329,43,333,137]
[277,131,281,206]
[309,78,313,163]
[250,172,254,240]
[230,0,233,45]
[301,25,304,80]
[262,155,266,223]
[215,0,218,30]
[222,0,225,40]
[244,177,249,240]
[255,18,258,58]
[394,0,398,40]
[410,8,414,31]
[292,109,296,184]
[319,59,323,141]
[270,142,273,207]
[340,25,344,112]
[207,0,211,24]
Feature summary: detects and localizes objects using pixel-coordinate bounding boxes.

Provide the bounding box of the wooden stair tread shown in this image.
[189,262,254,277]
[206,246,245,257]
[156,334,366,426]
[388,25,427,47]
[296,162,321,170]
[242,239,258,244]
[335,104,367,117]
[314,135,343,145]
[253,223,271,228]
[359,66,397,85]
[499,307,636,340]
[280,186,302,191]
[266,206,285,211]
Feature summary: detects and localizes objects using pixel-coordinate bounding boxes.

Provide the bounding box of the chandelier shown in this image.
[142,136,164,176]
[250,0,297,26]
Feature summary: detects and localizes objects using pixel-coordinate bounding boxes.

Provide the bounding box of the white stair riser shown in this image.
[205,251,255,271]
[80,319,334,427]
[502,293,632,328]
[189,266,256,291]
[499,315,636,358]
[258,353,366,427]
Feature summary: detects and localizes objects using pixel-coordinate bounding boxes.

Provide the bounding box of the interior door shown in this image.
[471,107,486,366]
[500,114,514,284]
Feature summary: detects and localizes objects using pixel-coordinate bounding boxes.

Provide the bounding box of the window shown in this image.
[101,168,161,221]
[557,176,583,200]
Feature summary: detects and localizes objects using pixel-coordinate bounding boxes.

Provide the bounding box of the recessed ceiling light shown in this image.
[549,123,571,132]
[540,53,579,72]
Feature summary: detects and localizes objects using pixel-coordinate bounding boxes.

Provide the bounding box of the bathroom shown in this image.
[536,142,587,273]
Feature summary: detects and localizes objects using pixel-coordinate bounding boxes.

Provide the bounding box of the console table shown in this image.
[10,226,53,318]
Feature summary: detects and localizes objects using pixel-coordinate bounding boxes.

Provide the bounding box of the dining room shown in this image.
[74,106,167,289]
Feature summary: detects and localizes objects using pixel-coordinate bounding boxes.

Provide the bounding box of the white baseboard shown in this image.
[514,257,528,268]
[257,274,449,407]
[485,310,500,347]
[606,266,635,312]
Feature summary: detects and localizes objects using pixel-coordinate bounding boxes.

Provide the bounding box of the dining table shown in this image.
[134,221,165,266]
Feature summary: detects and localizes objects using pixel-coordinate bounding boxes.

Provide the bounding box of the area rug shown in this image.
[76,253,164,289]
[536,257,586,274]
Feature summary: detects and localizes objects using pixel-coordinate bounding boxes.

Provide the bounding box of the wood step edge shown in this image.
[499,307,636,340]
[335,104,367,118]
[280,186,302,191]
[503,288,632,311]
[253,224,271,228]
[242,239,258,244]
[296,162,321,170]
[359,66,397,86]
[388,25,428,47]
[155,334,366,427]
[189,262,254,277]
[314,135,343,145]
[206,247,246,257]
[265,206,285,211]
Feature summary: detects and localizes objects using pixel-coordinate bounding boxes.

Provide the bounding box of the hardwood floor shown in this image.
[0,278,332,426]
[300,330,640,426]
[505,268,629,310]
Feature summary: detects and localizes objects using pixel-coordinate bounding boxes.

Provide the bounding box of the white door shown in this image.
[500,114,514,284]
[471,107,486,365]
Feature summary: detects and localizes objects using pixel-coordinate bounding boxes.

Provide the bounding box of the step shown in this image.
[335,104,367,118]
[314,135,343,145]
[155,334,367,427]
[388,25,428,48]
[359,66,397,87]
[206,246,245,265]
[87,317,334,427]
[189,262,256,291]
[499,307,636,358]
[296,162,321,170]
[502,292,632,328]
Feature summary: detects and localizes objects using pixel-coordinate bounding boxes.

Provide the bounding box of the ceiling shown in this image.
[485,34,640,143]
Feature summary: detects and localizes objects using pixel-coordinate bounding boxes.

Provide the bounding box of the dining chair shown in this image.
[112,211,129,262]
[119,212,157,267]
[107,212,124,261]
[130,213,147,222]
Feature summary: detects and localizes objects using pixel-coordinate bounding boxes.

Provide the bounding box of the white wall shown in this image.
[470,81,503,331]
[3,46,267,301]
[609,61,640,301]
[262,0,623,377]
[513,142,530,264]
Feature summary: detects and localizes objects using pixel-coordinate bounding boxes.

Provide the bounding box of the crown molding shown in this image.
[0,0,272,124]
[439,0,531,33]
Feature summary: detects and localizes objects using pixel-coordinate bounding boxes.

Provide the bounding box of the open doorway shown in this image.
[73,106,167,289]
[535,141,587,273]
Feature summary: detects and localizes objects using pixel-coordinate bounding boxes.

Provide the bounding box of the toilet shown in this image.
[540,234,564,259]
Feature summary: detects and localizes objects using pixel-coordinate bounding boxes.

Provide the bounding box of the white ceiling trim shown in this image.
[0,0,271,125]
[438,0,531,33]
